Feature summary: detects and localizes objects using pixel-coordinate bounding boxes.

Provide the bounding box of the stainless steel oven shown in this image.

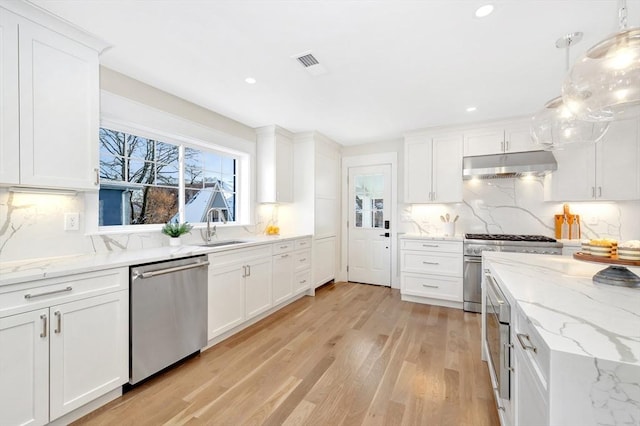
[463,234,562,313]
[484,270,511,400]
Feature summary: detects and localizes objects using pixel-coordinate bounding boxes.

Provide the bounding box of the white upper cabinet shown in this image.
[256,125,294,203]
[545,118,640,201]
[404,131,463,203]
[0,5,106,190]
[464,119,537,156]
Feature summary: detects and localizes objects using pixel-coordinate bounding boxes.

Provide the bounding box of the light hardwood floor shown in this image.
[74,282,499,426]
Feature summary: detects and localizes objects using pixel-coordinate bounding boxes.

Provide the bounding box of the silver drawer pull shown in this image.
[299,258,307,262]
[422,261,439,265]
[54,311,61,334]
[300,280,307,284]
[280,245,289,249]
[40,314,47,338]
[422,284,439,288]
[25,286,72,299]
[516,333,537,353]
[281,254,289,258]
[422,244,439,247]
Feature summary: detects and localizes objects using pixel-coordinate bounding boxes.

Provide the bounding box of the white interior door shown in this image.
[348,165,391,286]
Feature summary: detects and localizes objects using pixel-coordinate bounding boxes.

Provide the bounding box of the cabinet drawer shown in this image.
[0,268,128,318]
[401,239,462,253]
[294,249,311,272]
[515,308,550,387]
[273,241,294,255]
[402,273,462,301]
[209,245,272,267]
[294,238,312,250]
[401,251,462,276]
[295,270,312,292]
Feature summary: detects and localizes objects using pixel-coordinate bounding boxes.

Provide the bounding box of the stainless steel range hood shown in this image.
[462,151,557,180]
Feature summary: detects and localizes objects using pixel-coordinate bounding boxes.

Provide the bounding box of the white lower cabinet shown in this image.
[0,268,128,426]
[208,246,273,340]
[0,309,49,426]
[400,238,463,308]
[313,236,336,288]
[272,251,294,305]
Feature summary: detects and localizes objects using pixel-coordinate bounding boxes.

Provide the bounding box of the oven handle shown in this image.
[485,272,511,323]
[464,257,482,263]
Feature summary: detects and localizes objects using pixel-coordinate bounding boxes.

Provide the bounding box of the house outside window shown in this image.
[99,127,236,227]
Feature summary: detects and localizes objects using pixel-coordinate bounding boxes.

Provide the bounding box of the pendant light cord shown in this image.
[619,0,628,30]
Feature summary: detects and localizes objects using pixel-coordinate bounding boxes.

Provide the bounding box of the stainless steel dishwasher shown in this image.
[129,255,209,385]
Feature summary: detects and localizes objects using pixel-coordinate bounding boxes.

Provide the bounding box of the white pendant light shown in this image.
[562,0,640,121]
[531,33,610,150]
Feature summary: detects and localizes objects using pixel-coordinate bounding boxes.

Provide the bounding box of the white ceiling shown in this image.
[31,0,640,145]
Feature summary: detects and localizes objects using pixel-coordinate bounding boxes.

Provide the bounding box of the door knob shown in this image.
[379,232,390,237]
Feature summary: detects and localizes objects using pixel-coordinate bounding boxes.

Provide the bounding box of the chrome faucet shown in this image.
[205,208,227,242]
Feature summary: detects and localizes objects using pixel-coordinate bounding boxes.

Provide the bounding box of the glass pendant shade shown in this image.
[531,96,610,150]
[562,28,640,121]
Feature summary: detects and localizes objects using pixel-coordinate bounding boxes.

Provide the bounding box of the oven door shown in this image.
[485,274,511,400]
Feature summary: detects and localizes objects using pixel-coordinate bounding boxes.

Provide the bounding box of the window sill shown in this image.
[87,222,252,237]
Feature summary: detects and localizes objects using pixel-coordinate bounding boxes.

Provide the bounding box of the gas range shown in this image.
[464,233,563,256]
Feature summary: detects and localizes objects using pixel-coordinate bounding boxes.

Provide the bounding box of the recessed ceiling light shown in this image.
[466,106,478,112]
[245,77,256,84]
[475,4,494,18]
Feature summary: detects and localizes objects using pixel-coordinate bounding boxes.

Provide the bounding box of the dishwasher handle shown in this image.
[133,260,210,280]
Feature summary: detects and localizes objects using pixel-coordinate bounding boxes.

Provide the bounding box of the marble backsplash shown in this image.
[2,177,639,263]
[400,177,640,241]
[0,189,282,263]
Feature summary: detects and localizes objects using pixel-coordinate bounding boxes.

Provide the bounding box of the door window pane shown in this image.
[354,174,384,228]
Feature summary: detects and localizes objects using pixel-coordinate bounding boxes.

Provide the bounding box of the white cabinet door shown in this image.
[18,19,99,190]
[0,9,19,185]
[463,127,503,156]
[257,126,293,203]
[514,342,548,426]
[275,135,293,202]
[432,133,463,203]
[49,291,128,420]
[245,257,273,319]
[0,309,49,426]
[504,123,537,153]
[596,118,640,201]
[404,137,431,203]
[208,261,245,339]
[314,236,336,288]
[272,252,294,305]
[544,146,595,201]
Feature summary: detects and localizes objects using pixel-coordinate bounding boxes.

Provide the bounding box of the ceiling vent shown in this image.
[292,51,328,76]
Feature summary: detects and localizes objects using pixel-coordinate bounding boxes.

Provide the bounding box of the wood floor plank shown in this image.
[72,282,499,426]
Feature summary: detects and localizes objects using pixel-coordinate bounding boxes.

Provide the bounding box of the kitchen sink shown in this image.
[198,240,248,248]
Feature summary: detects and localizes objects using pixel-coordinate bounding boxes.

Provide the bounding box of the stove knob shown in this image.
[473,248,481,255]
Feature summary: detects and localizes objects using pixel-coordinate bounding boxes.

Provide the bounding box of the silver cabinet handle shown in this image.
[242,265,247,278]
[592,186,596,198]
[299,258,306,262]
[40,314,47,338]
[247,265,251,277]
[280,245,289,249]
[501,141,505,152]
[25,286,72,299]
[516,333,537,353]
[598,186,602,197]
[94,168,99,186]
[505,140,510,151]
[281,254,289,259]
[422,261,439,265]
[136,261,210,279]
[300,279,307,284]
[422,284,439,288]
[422,244,439,248]
[54,311,61,334]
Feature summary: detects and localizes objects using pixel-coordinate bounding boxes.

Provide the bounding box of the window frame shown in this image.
[94,117,247,233]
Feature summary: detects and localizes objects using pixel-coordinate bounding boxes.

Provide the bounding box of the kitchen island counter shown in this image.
[483,251,640,426]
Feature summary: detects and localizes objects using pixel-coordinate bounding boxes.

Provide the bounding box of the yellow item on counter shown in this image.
[266,225,280,235]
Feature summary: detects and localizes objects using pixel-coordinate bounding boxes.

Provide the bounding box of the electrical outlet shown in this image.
[64,212,80,231]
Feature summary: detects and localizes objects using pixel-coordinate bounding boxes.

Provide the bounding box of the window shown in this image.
[98,127,236,227]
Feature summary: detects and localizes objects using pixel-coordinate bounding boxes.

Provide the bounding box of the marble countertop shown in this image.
[483,252,640,366]
[0,234,311,287]
[399,233,464,242]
